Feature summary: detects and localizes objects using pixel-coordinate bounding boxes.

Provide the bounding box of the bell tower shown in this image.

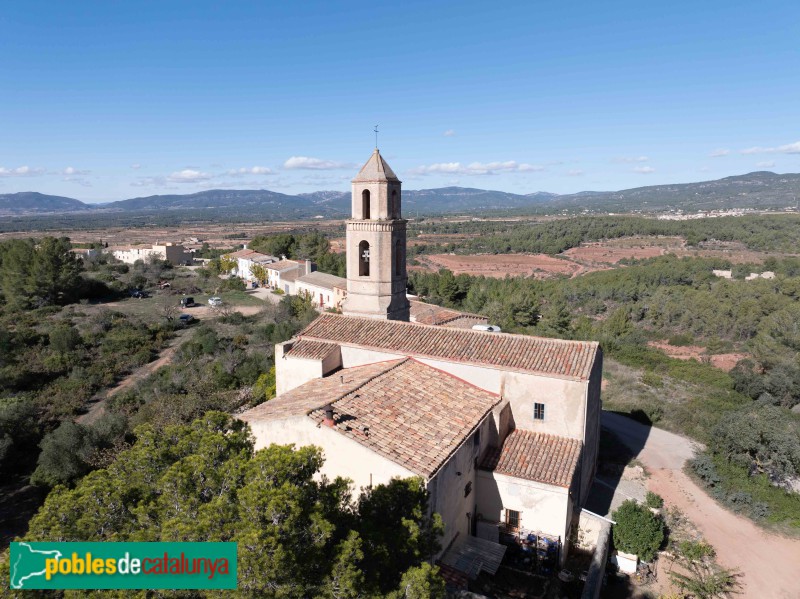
[342,149,410,321]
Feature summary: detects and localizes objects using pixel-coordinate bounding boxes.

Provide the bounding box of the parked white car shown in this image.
[208,296,223,307]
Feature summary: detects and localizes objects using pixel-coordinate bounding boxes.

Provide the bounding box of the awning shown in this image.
[440,536,508,579]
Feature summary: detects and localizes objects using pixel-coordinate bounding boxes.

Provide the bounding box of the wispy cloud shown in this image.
[62,166,90,175]
[443,129,456,137]
[226,166,275,176]
[614,156,649,163]
[709,148,730,157]
[409,160,544,176]
[63,176,92,187]
[756,161,776,168]
[0,165,46,177]
[167,169,212,182]
[634,166,656,174]
[130,163,142,170]
[740,141,800,155]
[283,156,354,170]
[566,169,584,177]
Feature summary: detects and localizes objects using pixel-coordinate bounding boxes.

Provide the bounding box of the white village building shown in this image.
[110,242,194,265]
[240,149,602,569]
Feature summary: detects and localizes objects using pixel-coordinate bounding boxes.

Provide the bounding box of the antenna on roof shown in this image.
[374,124,379,150]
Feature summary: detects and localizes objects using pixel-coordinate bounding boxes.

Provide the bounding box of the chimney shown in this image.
[305,259,314,274]
[323,404,335,427]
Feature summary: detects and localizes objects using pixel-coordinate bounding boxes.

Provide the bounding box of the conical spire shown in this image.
[352,149,399,182]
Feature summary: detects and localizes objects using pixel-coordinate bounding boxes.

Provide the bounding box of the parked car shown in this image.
[129,289,148,299]
[180,296,195,308]
[208,296,223,307]
[178,314,195,325]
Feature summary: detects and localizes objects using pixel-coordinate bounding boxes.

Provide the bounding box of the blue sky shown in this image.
[1,0,798,202]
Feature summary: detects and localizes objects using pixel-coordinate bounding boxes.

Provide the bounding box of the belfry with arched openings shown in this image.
[342,149,410,321]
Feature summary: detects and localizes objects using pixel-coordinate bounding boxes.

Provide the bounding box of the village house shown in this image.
[109,242,193,265]
[224,248,278,281]
[266,259,315,294]
[296,271,347,310]
[239,150,602,573]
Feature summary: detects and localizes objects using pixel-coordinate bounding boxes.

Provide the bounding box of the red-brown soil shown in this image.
[419,253,581,278]
[648,341,747,372]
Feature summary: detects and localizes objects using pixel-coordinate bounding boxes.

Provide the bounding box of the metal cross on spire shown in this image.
[374,124,379,149]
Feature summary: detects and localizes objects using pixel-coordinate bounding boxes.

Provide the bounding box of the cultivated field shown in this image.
[417,253,582,278]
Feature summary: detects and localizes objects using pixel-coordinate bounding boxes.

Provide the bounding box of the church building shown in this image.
[239,149,603,568]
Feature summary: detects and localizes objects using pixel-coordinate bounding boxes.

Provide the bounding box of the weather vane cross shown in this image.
[374,124,379,149]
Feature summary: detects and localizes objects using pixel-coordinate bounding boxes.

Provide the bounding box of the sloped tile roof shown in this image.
[266,259,301,272]
[239,360,401,421]
[298,314,599,381]
[226,249,259,259]
[307,359,500,477]
[479,429,582,488]
[297,271,347,291]
[285,339,339,360]
[409,300,488,326]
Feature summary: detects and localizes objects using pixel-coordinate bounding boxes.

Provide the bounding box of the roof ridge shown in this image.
[302,312,597,348]
[303,358,408,415]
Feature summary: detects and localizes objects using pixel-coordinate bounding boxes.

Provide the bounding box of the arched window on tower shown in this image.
[362,189,370,220]
[391,189,398,219]
[394,240,402,276]
[359,240,370,277]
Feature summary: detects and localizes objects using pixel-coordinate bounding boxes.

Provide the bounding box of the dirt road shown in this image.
[602,412,800,599]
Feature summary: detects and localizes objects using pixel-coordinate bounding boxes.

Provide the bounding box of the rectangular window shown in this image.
[473,429,481,450]
[464,482,472,498]
[506,509,520,529]
[533,403,545,421]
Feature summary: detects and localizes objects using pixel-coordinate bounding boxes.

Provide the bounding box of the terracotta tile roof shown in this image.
[226,249,259,259]
[297,271,347,291]
[298,314,599,381]
[308,359,500,478]
[409,300,488,326]
[479,429,582,488]
[239,360,401,422]
[285,339,339,360]
[266,259,301,272]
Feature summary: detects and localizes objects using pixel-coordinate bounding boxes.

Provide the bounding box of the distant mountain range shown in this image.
[2,171,799,218]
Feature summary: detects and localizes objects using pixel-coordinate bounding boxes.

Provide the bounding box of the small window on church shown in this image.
[359,240,370,277]
[362,189,371,220]
[534,403,545,421]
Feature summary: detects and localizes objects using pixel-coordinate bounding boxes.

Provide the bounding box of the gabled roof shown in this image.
[285,339,339,360]
[479,429,582,488]
[352,149,399,182]
[240,358,500,479]
[265,259,301,272]
[240,360,399,421]
[297,314,599,381]
[409,300,488,326]
[297,271,347,291]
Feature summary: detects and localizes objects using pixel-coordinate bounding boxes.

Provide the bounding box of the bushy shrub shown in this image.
[645,491,664,509]
[612,499,665,561]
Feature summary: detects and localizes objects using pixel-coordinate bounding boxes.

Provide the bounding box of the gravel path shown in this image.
[602,411,800,598]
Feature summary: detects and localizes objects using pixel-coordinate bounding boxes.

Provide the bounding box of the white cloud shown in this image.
[756,161,776,168]
[710,149,730,157]
[443,129,456,137]
[167,169,212,182]
[283,156,354,170]
[226,166,275,176]
[614,156,649,163]
[62,166,90,175]
[741,141,800,155]
[566,169,584,177]
[130,163,142,169]
[0,165,45,177]
[634,166,656,174]
[409,160,544,176]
